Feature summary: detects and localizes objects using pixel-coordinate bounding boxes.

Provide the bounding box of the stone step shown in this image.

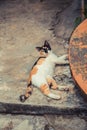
[13,120,30,130]
[0,114,87,130]
[0,102,87,115]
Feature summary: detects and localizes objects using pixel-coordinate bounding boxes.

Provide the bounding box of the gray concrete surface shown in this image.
[0,0,87,129]
[0,0,86,108]
[0,114,87,130]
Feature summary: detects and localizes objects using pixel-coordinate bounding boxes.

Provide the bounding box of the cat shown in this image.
[20,40,69,102]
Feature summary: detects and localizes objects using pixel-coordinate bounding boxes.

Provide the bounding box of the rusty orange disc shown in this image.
[69,19,87,95]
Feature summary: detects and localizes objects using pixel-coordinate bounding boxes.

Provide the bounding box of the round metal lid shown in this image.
[69,19,87,95]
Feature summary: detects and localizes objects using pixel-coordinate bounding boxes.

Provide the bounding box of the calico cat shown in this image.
[20,40,69,102]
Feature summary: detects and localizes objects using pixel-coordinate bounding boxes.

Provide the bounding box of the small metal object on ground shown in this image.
[69,19,87,95]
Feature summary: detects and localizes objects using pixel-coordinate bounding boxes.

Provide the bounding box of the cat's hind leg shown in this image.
[20,84,33,102]
[47,77,69,91]
[47,77,58,90]
[58,85,69,91]
[40,84,61,100]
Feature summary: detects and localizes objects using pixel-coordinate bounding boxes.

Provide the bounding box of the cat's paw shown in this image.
[57,54,69,64]
[59,54,68,60]
[48,93,61,100]
[20,95,26,102]
[62,54,69,64]
[58,85,69,91]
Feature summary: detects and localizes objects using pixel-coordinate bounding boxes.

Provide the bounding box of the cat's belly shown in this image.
[31,74,47,87]
[31,64,54,87]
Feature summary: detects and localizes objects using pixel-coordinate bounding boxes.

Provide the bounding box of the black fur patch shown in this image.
[36,47,42,51]
[28,91,32,95]
[42,48,48,53]
[36,40,51,52]
[20,95,27,102]
[32,57,46,69]
[49,83,53,89]
[27,81,32,87]
[44,40,51,50]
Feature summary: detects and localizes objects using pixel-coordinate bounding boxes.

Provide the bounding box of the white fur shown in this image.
[31,51,68,88]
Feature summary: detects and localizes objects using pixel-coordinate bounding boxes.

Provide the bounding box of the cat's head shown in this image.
[36,40,51,57]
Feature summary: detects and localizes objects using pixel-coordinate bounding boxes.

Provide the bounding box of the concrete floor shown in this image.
[0,114,87,130]
[0,0,87,129]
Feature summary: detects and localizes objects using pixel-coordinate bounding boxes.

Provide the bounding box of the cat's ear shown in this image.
[44,40,51,50]
[36,47,42,51]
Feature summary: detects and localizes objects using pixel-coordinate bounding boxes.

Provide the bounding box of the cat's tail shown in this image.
[40,84,61,100]
[20,83,33,102]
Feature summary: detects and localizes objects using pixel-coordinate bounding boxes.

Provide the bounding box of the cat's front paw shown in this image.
[20,95,26,102]
[63,54,68,60]
[62,54,69,63]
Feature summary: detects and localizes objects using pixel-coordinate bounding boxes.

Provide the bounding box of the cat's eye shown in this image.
[43,49,48,53]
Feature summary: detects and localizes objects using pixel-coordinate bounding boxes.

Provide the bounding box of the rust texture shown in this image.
[69,19,87,94]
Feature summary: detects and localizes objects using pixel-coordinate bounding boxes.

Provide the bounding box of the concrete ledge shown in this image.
[0,102,87,115]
